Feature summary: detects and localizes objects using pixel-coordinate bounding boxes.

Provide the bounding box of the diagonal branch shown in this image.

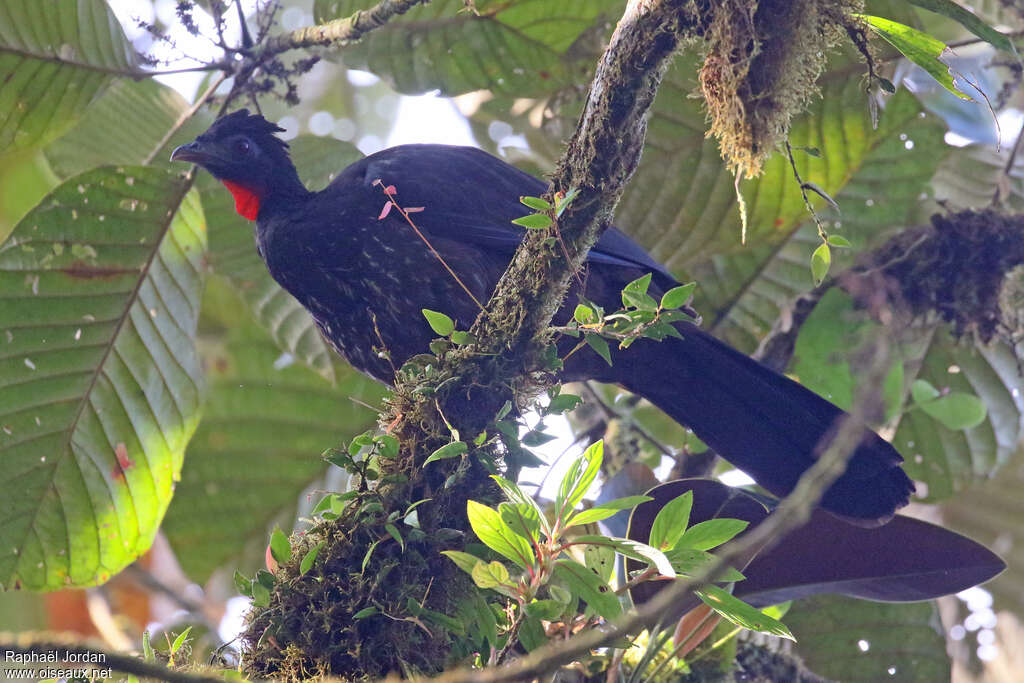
[253,0,428,57]
[469,0,697,357]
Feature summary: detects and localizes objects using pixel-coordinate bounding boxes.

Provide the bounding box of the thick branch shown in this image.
[253,0,428,57]
[469,0,698,354]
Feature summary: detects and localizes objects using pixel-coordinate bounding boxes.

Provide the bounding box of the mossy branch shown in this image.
[253,0,428,57]
[469,0,698,358]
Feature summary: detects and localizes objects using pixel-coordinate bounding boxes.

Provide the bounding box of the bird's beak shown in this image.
[170,140,209,164]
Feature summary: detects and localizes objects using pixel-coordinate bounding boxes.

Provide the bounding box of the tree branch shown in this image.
[470,0,698,355]
[253,0,428,57]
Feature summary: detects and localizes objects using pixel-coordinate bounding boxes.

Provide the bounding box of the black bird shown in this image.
[172,110,914,525]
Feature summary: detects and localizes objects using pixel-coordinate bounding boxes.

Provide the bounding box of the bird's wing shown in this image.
[346,144,677,285]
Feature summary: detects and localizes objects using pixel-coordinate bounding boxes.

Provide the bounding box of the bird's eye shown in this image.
[235,139,252,155]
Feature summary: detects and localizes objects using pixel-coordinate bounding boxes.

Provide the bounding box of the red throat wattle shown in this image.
[222,180,262,220]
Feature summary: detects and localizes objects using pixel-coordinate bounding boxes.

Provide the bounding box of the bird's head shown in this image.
[171,109,304,220]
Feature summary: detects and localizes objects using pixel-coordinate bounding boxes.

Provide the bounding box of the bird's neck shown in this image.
[221,163,311,221]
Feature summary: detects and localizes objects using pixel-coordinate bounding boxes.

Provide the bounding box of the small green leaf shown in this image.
[422,308,456,336]
[466,500,535,568]
[585,333,613,366]
[472,560,510,588]
[251,581,271,608]
[810,242,831,285]
[649,491,693,550]
[354,606,380,619]
[624,272,653,295]
[518,615,548,651]
[546,393,583,415]
[826,234,852,248]
[565,496,653,528]
[424,440,468,466]
[525,599,565,621]
[385,523,405,551]
[376,434,400,459]
[512,212,553,229]
[362,538,381,573]
[500,502,542,543]
[569,535,674,577]
[233,570,252,597]
[583,543,616,583]
[855,14,972,100]
[660,283,696,310]
[553,559,621,620]
[666,548,745,581]
[520,195,552,210]
[911,378,940,403]
[555,187,580,217]
[170,626,192,654]
[622,289,660,311]
[574,303,598,324]
[269,528,292,565]
[442,550,485,576]
[697,585,795,640]
[676,518,749,551]
[451,330,477,345]
[919,392,988,430]
[491,475,552,537]
[142,631,155,663]
[557,442,603,522]
[300,541,324,575]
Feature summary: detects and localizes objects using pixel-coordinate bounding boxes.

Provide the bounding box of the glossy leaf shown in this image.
[557,441,603,521]
[0,167,204,589]
[466,500,534,568]
[648,491,693,550]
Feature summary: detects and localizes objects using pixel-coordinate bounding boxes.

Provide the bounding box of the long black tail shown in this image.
[608,324,915,526]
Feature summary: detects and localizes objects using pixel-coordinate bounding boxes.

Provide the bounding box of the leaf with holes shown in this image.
[0,166,204,590]
[0,0,141,155]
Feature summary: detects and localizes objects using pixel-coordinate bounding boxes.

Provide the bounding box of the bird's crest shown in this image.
[205,108,290,153]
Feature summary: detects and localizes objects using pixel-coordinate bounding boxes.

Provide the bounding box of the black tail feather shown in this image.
[608,324,915,525]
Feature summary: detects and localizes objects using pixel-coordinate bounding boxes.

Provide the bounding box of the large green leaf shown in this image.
[0,166,205,590]
[45,79,212,178]
[940,447,1024,619]
[932,143,1024,211]
[0,0,140,155]
[313,0,620,96]
[202,136,363,382]
[161,306,384,582]
[618,68,947,351]
[787,596,950,682]
[892,327,1023,500]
